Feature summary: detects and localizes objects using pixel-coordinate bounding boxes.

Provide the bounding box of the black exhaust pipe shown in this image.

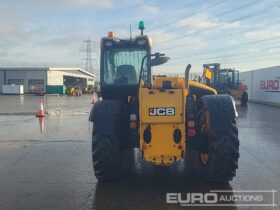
[185,64,192,90]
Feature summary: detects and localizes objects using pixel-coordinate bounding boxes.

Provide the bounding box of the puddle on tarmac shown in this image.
[0,115,92,142]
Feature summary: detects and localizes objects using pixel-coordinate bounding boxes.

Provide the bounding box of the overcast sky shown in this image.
[0,0,280,74]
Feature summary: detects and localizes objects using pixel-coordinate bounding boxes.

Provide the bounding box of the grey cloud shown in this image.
[0,49,8,57]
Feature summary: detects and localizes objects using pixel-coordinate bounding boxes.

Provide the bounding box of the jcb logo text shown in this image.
[149,107,175,116]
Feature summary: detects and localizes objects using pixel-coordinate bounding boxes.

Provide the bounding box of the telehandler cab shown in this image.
[89,22,239,182]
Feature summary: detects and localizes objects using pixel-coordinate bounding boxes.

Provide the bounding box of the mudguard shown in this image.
[200,94,238,133]
[89,100,123,135]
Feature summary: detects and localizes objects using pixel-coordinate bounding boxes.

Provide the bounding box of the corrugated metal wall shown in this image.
[5,70,46,93]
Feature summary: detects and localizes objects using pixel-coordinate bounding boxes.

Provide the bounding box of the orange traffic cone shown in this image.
[38,117,45,134]
[36,99,45,117]
[91,92,98,104]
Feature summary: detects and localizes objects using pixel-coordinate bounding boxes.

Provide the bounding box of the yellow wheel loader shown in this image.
[89,22,239,182]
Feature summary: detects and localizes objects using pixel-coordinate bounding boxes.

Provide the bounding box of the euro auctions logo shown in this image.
[167,192,218,205]
[260,79,280,92]
[166,190,277,207]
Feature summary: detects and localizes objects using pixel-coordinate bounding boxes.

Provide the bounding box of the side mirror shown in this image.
[148,54,170,67]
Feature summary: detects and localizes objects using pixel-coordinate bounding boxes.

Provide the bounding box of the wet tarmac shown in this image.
[0,95,279,210]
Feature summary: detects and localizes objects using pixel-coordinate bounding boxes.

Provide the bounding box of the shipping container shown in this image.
[240,66,280,106]
[2,85,24,95]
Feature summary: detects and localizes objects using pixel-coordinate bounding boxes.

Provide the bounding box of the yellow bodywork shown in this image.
[205,68,213,80]
[189,80,218,94]
[139,76,216,165]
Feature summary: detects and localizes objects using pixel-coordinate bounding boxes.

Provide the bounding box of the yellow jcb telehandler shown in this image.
[89,21,239,182]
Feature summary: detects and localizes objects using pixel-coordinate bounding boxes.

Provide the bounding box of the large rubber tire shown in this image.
[92,133,122,181]
[240,91,248,105]
[200,120,239,183]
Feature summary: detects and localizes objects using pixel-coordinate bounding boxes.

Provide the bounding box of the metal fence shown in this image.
[43,94,61,116]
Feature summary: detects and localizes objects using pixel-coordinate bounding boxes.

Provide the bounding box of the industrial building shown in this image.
[0,67,96,94]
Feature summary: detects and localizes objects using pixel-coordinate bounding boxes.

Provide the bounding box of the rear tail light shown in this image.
[129,122,137,129]
[187,120,195,128]
[178,144,183,150]
[129,114,137,130]
[186,95,196,137]
[188,129,196,137]
[130,114,137,121]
